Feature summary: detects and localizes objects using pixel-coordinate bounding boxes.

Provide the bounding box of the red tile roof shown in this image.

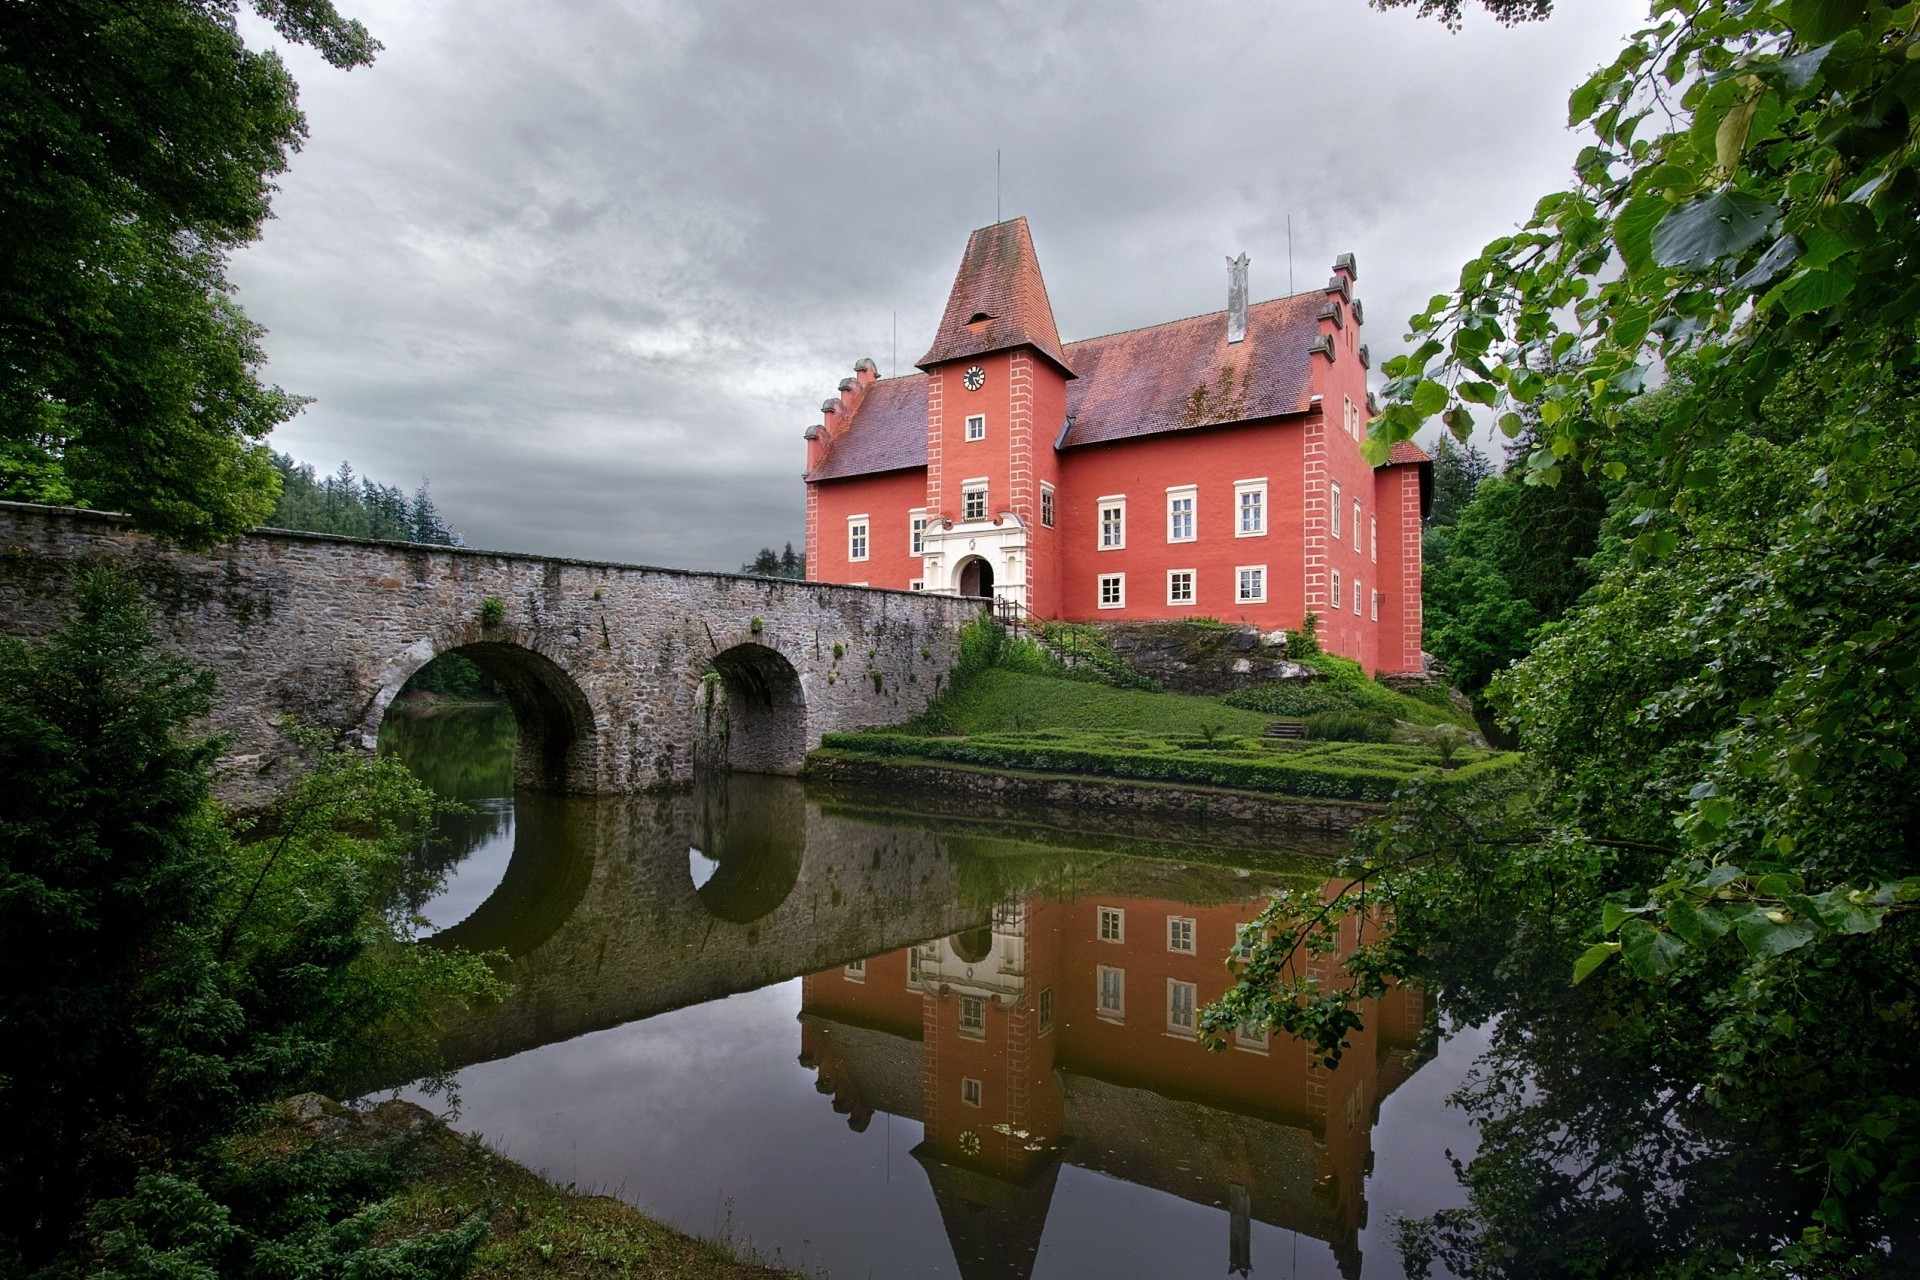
[808,376,928,480]
[917,218,1072,375]
[1386,439,1431,465]
[1057,294,1322,447]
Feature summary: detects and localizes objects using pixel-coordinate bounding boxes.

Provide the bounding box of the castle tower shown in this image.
[913,218,1074,615]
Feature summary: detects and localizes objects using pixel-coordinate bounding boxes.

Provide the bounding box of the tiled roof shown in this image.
[812,291,1332,482]
[1058,294,1322,447]
[917,218,1072,374]
[807,376,928,480]
[1386,439,1431,465]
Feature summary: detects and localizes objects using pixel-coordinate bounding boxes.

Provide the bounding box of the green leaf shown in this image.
[1736,915,1819,958]
[1411,380,1450,415]
[1458,381,1499,406]
[1600,901,1640,934]
[1775,261,1858,316]
[1620,918,1687,980]
[1614,194,1670,277]
[1651,190,1779,270]
[1572,941,1619,984]
[1497,412,1525,439]
[1787,0,1866,43]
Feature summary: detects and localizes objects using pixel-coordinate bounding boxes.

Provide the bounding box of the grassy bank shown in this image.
[261,1097,797,1280]
[911,668,1274,736]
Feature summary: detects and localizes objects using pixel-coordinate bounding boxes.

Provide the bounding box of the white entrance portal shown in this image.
[919,512,1028,612]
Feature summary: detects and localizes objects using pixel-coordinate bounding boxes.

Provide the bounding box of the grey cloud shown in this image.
[235,0,1643,570]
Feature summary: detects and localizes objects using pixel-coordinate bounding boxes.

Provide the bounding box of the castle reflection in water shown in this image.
[800,882,1430,1279]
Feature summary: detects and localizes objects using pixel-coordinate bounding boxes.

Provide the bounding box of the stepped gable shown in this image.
[917,217,1072,375]
[1058,293,1324,447]
[807,374,929,480]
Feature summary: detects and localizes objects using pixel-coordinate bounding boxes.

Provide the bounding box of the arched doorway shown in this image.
[700,642,809,776]
[957,556,995,599]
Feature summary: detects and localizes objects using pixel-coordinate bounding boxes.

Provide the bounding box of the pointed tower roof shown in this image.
[917,217,1074,377]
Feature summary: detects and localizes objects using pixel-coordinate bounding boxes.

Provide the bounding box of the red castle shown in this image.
[803,218,1429,674]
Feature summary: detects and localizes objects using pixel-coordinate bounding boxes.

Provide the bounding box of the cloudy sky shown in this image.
[231,0,1645,570]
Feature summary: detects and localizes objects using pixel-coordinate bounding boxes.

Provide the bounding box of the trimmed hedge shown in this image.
[821,731,1471,802]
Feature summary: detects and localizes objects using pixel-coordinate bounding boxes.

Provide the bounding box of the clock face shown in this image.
[963,365,985,392]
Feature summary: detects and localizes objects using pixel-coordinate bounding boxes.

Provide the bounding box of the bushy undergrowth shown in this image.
[1303,711,1396,743]
[1222,656,1472,729]
[1032,620,1159,691]
[823,728,1516,804]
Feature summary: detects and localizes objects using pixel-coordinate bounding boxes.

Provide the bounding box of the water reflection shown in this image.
[380,704,1468,1279]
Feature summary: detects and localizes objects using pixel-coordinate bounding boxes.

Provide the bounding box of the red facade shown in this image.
[803,219,1429,674]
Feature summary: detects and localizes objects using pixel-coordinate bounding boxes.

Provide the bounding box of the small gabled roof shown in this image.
[806,377,928,481]
[917,217,1072,376]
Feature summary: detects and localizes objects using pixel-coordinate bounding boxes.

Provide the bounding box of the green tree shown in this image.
[1425,434,1496,528]
[0,571,495,1275]
[0,1,379,548]
[741,542,806,579]
[267,453,461,545]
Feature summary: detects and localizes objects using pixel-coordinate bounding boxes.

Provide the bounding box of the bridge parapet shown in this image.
[0,502,978,806]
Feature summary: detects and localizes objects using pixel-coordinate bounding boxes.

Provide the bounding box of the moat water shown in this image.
[381,702,1484,1279]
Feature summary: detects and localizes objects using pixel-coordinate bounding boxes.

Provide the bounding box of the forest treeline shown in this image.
[268,454,459,546]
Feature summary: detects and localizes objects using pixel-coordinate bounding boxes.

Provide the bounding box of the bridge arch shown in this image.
[687,775,806,923]
[698,641,809,776]
[373,637,599,792]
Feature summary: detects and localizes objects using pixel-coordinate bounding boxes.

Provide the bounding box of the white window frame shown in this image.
[1038,986,1054,1036]
[847,514,869,562]
[965,413,986,442]
[1354,578,1363,614]
[1166,569,1196,607]
[909,509,927,556]
[1371,589,1380,621]
[1354,499,1364,552]
[961,478,989,523]
[1098,905,1125,942]
[958,993,986,1040]
[1236,564,1267,604]
[909,578,925,591]
[1330,481,1343,538]
[961,1076,983,1107]
[1167,915,1196,954]
[1040,482,1055,529]
[1234,478,1267,537]
[1344,395,1359,439]
[1370,514,1378,564]
[1235,1020,1270,1054]
[843,960,865,982]
[1167,979,1197,1035]
[1098,495,1127,550]
[1098,573,1126,610]
[1097,964,1125,1021]
[1166,484,1197,543]
[1331,568,1343,610]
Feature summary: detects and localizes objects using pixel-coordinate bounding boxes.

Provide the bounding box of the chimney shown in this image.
[1227,253,1249,344]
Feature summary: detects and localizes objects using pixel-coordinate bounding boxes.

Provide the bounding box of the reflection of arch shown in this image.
[703,642,809,776]
[690,774,805,923]
[956,555,995,599]
[378,640,597,792]
[950,926,994,965]
[429,792,596,959]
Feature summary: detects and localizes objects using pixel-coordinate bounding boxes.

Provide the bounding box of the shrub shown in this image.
[1222,681,1358,717]
[1302,711,1395,743]
[1291,610,1322,656]
[1032,621,1158,691]
[478,596,506,626]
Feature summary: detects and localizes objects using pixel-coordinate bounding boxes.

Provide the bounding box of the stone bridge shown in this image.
[0,502,980,806]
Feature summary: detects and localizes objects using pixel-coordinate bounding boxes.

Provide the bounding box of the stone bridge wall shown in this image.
[0,503,979,806]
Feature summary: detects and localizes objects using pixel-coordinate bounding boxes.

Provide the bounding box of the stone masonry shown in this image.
[0,502,980,807]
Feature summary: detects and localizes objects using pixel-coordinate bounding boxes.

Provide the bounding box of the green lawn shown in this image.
[916,668,1274,737]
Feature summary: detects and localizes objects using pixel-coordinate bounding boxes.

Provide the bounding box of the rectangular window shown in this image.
[1098,573,1125,610]
[1098,905,1124,942]
[962,481,988,522]
[1167,979,1197,1034]
[910,510,927,556]
[910,579,925,591]
[1167,916,1195,954]
[965,414,986,442]
[1345,395,1359,439]
[1331,568,1343,610]
[847,516,869,562]
[909,947,924,985]
[961,1076,983,1107]
[843,960,865,982]
[958,994,986,1039]
[1355,578,1363,614]
[1038,987,1054,1036]
[1235,479,1267,537]
[1167,569,1195,606]
[1330,481,1343,538]
[1097,965,1125,1020]
[1236,565,1266,604]
[1371,590,1380,621]
[1235,1020,1270,1053]
[1167,486,1196,542]
[1041,483,1055,528]
[1098,496,1126,550]
[1370,515,1378,564]
[1354,500,1364,552]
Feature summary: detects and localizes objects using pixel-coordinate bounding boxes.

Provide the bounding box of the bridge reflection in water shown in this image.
[386,708,1453,1279]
